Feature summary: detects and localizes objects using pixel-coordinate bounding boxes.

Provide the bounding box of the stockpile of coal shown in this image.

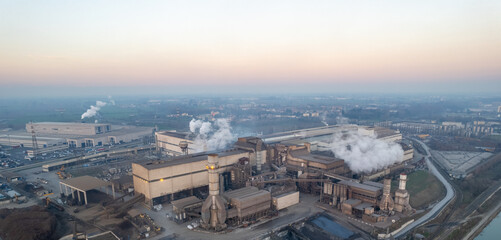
[0,206,57,240]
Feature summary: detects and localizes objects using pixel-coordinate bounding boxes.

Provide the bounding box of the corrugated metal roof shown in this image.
[140,149,248,170]
[60,175,110,191]
[339,180,381,193]
[171,196,202,209]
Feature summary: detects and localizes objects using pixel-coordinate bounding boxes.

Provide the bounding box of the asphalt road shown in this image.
[394,139,455,239]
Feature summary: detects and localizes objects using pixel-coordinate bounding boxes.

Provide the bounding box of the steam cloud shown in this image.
[329,131,403,173]
[108,95,116,106]
[189,118,235,152]
[81,101,107,119]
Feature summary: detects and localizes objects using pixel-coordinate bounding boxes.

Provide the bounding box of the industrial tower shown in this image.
[30,123,39,160]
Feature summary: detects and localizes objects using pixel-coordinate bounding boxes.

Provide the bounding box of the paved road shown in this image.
[394,139,455,239]
[0,143,153,173]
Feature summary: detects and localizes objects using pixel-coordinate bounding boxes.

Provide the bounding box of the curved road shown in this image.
[394,139,455,238]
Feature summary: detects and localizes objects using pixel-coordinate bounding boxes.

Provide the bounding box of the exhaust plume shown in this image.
[189,118,235,152]
[108,95,116,105]
[328,131,403,173]
[81,101,107,119]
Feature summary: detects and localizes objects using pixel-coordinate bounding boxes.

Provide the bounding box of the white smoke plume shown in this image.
[189,118,235,152]
[81,101,107,119]
[328,131,403,173]
[321,112,328,126]
[108,95,116,106]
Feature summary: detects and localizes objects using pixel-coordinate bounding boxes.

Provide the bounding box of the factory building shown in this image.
[233,137,267,172]
[132,149,251,206]
[222,186,272,225]
[26,122,111,136]
[357,126,403,143]
[0,122,153,149]
[0,134,66,148]
[155,131,200,156]
[131,124,414,229]
[65,125,152,148]
[279,144,349,175]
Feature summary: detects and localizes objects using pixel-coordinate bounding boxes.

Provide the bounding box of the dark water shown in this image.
[475,212,501,240]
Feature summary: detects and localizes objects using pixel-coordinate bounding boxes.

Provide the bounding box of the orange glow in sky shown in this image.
[0,0,500,88]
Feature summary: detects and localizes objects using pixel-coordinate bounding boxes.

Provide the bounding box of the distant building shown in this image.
[0,122,153,148]
[155,131,199,156]
[26,122,111,136]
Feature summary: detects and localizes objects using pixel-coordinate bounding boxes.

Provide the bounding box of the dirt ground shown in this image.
[0,205,63,240]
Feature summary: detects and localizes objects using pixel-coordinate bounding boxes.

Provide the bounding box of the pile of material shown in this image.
[0,206,57,240]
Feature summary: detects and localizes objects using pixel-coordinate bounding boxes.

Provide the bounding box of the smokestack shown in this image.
[379,178,394,212]
[399,173,407,190]
[201,154,227,230]
[383,178,391,195]
[208,154,219,196]
[394,173,411,213]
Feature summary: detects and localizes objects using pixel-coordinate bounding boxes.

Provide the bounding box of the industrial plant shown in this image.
[1,95,500,240]
[129,124,416,237]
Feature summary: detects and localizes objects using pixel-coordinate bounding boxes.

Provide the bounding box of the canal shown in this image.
[475,211,501,240]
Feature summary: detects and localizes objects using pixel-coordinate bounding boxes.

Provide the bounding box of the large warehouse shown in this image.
[26,122,112,136]
[0,122,153,149]
[132,149,251,206]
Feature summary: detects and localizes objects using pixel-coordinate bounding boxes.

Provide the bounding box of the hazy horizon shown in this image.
[1,0,500,97]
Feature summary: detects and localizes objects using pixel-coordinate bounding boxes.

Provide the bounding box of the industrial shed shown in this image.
[59,176,115,205]
[0,171,22,182]
[223,186,271,222]
[171,196,203,222]
[272,191,299,210]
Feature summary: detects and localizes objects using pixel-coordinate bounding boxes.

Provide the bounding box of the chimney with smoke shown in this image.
[81,101,107,120]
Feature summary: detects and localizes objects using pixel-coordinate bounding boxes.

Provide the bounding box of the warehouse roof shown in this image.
[141,149,249,170]
[223,186,259,200]
[353,202,374,211]
[0,171,21,180]
[363,181,384,189]
[171,196,203,210]
[157,131,194,140]
[290,150,344,165]
[339,180,381,193]
[343,199,362,206]
[60,176,110,192]
[29,122,109,126]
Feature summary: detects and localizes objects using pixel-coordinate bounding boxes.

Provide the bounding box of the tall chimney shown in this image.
[399,173,407,190]
[383,178,391,195]
[201,154,227,230]
[208,154,220,196]
[379,178,394,212]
